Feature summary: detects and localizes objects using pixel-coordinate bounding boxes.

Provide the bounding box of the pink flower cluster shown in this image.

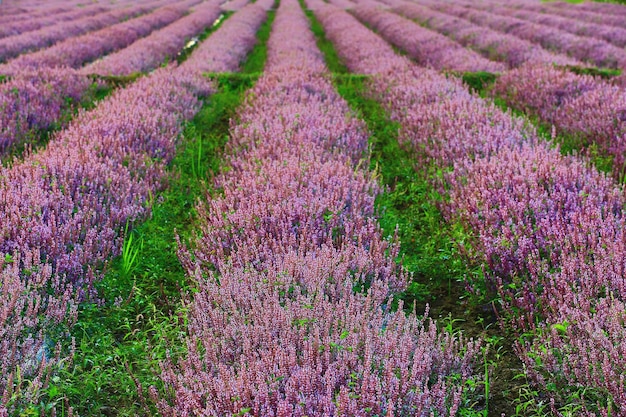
[312,1,626,414]
[1,1,196,71]
[0,65,201,411]
[563,0,626,17]
[384,0,578,68]
[350,3,505,72]
[470,2,626,48]
[421,0,626,68]
[538,1,626,29]
[0,4,109,40]
[0,251,78,417]
[444,142,626,415]
[155,0,479,414]
[0,1,77,22]
[84,0,223,76]
[0,68,92,153]
[0,0,157,64]
[493,64,626,177]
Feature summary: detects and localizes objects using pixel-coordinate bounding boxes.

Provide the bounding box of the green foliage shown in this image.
[90,73,142,88]
[558,64,621,79]
[334,74,477,309]
[461,71,497,93]
[240,7,276,75]
[301,0,349,74]
[37,84,236,417]
[121,222,143,277]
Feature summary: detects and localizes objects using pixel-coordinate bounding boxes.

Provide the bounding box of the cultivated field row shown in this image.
[1,0,626,415]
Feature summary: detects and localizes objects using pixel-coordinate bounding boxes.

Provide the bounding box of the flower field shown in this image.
[1,0,626,415]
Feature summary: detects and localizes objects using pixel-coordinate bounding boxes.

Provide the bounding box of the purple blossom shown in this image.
[312,1,626,413]
[539,1,626,30]
[479,3,626,48]
[383,0,578,68]
[176,0,274,94]
[350,4,505,72]
[0,0,161,64]
[493,64,626,176]
[0,68,92,153]
[0,0,272,410]
[1,2,196,71]
[0,4,110,40]
[155,0,480,414]
[84,0,223,76]
[421,0,626,68]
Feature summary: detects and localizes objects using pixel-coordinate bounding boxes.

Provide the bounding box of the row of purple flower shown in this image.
[0,1,270,413]
[312,1,626,414]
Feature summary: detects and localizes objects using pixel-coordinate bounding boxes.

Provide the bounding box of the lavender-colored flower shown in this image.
[155,0,480,414]
[0,0,162,64]
[384,0,578,68]
[0,1,273,411]
[350,3,505,72]
[311,1,626,413]
[176,0,273,94]
[84,0,223,76]
[455,0,626,48]
[493,64,626,177]
[0,67,92,153]
[541,1,626,29]
[0,4,110,40]
[420,0,626,68]
[1,1,196,71]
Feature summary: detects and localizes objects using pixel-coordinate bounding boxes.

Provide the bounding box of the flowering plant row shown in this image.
[0,1,270,412]
[350,3,504,73]
[422,0,626,69]
[84,0,224,76]
[0,3,109,40]
[494,64,626,178]
[470,0,626,48]
[384,0,578,68]
[313,2,626,414]
[155,0,479,414]
[0,0,159,63]
[1,0,199,72]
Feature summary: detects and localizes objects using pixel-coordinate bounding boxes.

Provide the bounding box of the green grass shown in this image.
[558,64,621,79]
[29,9,276,417]
[461,71,498,94]
[33,76,241,417]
